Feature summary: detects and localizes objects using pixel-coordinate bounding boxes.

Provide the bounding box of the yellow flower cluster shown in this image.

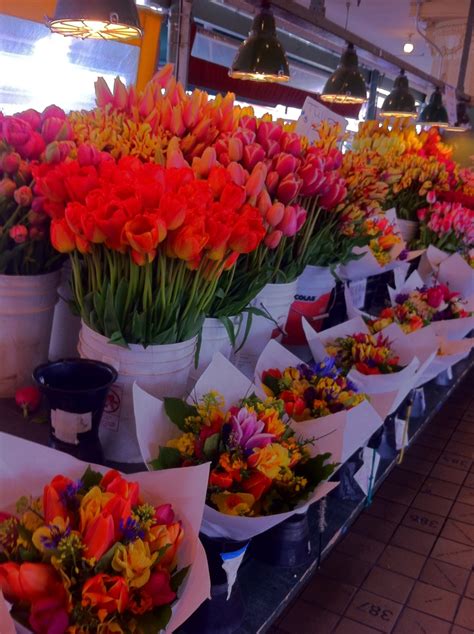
[167,432,195,456]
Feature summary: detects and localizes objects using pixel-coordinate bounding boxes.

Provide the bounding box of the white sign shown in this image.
[348,279,367,309]
[296,96,347,143]
[51,409,92,445]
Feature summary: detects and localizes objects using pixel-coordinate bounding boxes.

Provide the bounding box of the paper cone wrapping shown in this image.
[254,340,390,463]
[0,433,210,634]
[302,317,439,415]
[133,353,340,542]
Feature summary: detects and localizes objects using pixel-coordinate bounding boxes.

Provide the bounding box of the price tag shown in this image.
[296,97,347,143]
[220,543,249,599]
[348,278,367,309]
[394,416,409,450]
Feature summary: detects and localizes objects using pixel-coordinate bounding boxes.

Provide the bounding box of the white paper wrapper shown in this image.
[0,433,211,634]
[133,352,340,543]
[254,339,390,463]
[419,246,474,300]
[302,317,436,415]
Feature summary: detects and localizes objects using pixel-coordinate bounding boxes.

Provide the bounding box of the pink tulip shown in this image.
[273,153,298,179]
[192,147,217,178]
[28,209,46,226]
[152,63,174,89]
[1,152,21,175]
[319,181,346,209]
[228,137,243,162]
[239,115,257,132]
[171,105,186,137]
[243,143,265,172]
[138,84,154,118]
[294,204,307,231]
[2,117,31,149]
[266,202,285,227]
[41,118,72,144]
[257,189,272,215]
[44,140,75,164]
[219,152,230,167]
[280,132,302,157]
[154,504,175,525]
[113,77,128,110]
[261,138,281,159]
[41,105,66,122]
[426,190,436,204]
[77,144,102,167]
[227,162,247,187]
[166,137,189,169]
[17,132,45,161]
[95,77,113,107]
[0,177,16,199]
[234,128,256,147]
[128,85,137,111]
[159,98,173,130]
[16,109,41,132]
[277,206,298,237]
[299,164,326,197]
[264,229,283,249]
[14,186,32,208]
[9,225,28,244]
[165,77,179,107]
[277,173,302,205]
[246,162,268,200]
[265,170,279,196]
[257,121,283,146]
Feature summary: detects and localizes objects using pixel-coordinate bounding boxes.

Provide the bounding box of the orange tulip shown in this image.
[101,470,140,506]
[0,562,62,604]
[83,514,115,561]
[147,521,184,569]
[50,219,75,253]
[43,474,74,523]
[82,574,128,621]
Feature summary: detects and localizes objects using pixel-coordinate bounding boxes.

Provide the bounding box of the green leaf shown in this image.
[131,310,147,343]
[219,315,236,347]
[108,330,128,347]
[94,542,120,573]
[297,452,338,485]
[104,284,121,338]
[203,432,220,459]
[150,322,178,345]
[135,605,172,634]
[80,466,103,491]
[164,397,197,431]
[170,565,190,592]
[114,278,128,326]
[149,446,182,470]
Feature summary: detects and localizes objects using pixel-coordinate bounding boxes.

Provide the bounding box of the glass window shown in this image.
[0,14,139,114]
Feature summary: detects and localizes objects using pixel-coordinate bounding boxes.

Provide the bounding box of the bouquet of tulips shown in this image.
[150,390,337,517]
[325,331,402,375]
[0,107,76,275]
[34,153,266,346]
[0,453,210,634]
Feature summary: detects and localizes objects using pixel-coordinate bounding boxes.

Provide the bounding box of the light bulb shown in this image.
[403,41,414,54]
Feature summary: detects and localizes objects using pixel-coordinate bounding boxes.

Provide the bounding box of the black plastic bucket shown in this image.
[33,358,117,463]
[251,513,312,567]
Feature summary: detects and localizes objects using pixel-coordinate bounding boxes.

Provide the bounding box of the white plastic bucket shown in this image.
[190,316,240,383]
[78,322,197,463]
[233,279,299,376]
[49,261,81,361]
[397,219,419,244]
[0,271,60,397]
[284,265,335,344]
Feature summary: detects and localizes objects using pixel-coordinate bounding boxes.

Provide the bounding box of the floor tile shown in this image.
[454,597,474,630]
[407,581,459,621]
[449,502,474,526]
[465,573,474,599]
[333,618,380,634]
[352,515,398,544]
[336,533,386,564]
[419,558,470,595]
[411,492,454,517]
[421,428,451,442]
[438,453,472,472]
[464,473,474,488]
[408,444,441,462]
[345,589,402,633]
[301,574,356,614]
[378,545,425,578]
[420,478,461,501]
[362,566,414,603]
[278,600,340,634]
[402,507,445,535]
[450,626,472,634]
[430,464,466,485]
[319,551,373,587]
[431,537,474,570]
[445,442,474,460]
[365,498,408,524]
[451,431,474,447]
[456,487,474,507]
[392,607,451,634]
[390,525,436,556]
[377,481,417,505]
[397,456,433,476]
[441,519,474,547]
[385,468,425,491]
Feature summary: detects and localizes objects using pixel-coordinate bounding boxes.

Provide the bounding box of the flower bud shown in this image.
[1,152,21,175]
[246,162,268,200]
[227,162,247,187]
[13,186,32,208]
[264,229,283,249]
[16,109,42,131]
[280,132,302,157]
[41,118,72,144]
[277,206,298,237]
[2,117,31,149]
[273,153,298,179]
[41,105,66,122]
[9,224,28,244]
[0,177,16,199]
[277,173,302,205]
[77,144,102,167]
[265,170,279,196]
[265,202,285,227]
[243,143,266,172]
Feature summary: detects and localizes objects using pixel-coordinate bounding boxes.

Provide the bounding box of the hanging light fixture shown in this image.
[229,0,290,83]
[444,101,470,132]
[418,86,449,127]
[403,34,414,54]
[380,69,417,118]
[48,0,143,41]
[321,43,367,104]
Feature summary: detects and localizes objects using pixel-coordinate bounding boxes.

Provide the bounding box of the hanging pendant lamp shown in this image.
[380,69,416,118]
[321,42,367,104]
[418,86,449,127]
[48,0,143,40]
[444,101,470,132]
[229,1,290,83]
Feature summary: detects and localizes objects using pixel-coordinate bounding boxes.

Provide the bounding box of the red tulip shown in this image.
[280,132,302,157]
[13,185,32,208]
[2,116,31,149]
[256,121,283,146]
[266,202,285,227]
[427,287,444,308]
[9,224,28,244]
[299,164,326,196]
[83,514,115,561]
[245,162,267,200]
[257,188,272,215]
[0,177,16,199]
[82,574,128,615]
[277,173,302,205]
[101,470,140,506]
[0,562,62,604]
[273,153,298,179]
[265,170,279,196]
[234,127,256,147]
[221,182,246,211]
[242,143,265,171]
[17,131,46,160]
[264,229,283,249]
[241,470,272,500]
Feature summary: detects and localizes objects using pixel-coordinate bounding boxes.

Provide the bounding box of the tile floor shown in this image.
[271,372,474,634]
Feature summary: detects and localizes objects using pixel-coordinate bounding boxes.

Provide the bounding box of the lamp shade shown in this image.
[418,87,449,127]
[380,70,416,118]
[49,0,143,40]
[321,43,367,104]
[229,5,290,83]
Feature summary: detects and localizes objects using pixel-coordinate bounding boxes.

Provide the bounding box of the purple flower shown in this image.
[40,523,71,550]
[398,249,408,261]
[227,407,275,452]
[59,479,82,511]
[119,517,145,543]
[395,293,409,304]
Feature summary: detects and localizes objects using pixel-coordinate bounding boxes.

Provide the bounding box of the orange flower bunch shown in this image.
[33,154,266,345]
[0,468,186,633]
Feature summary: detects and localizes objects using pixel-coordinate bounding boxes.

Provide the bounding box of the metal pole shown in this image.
[457,0,474,95]
[366,69,380,120]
